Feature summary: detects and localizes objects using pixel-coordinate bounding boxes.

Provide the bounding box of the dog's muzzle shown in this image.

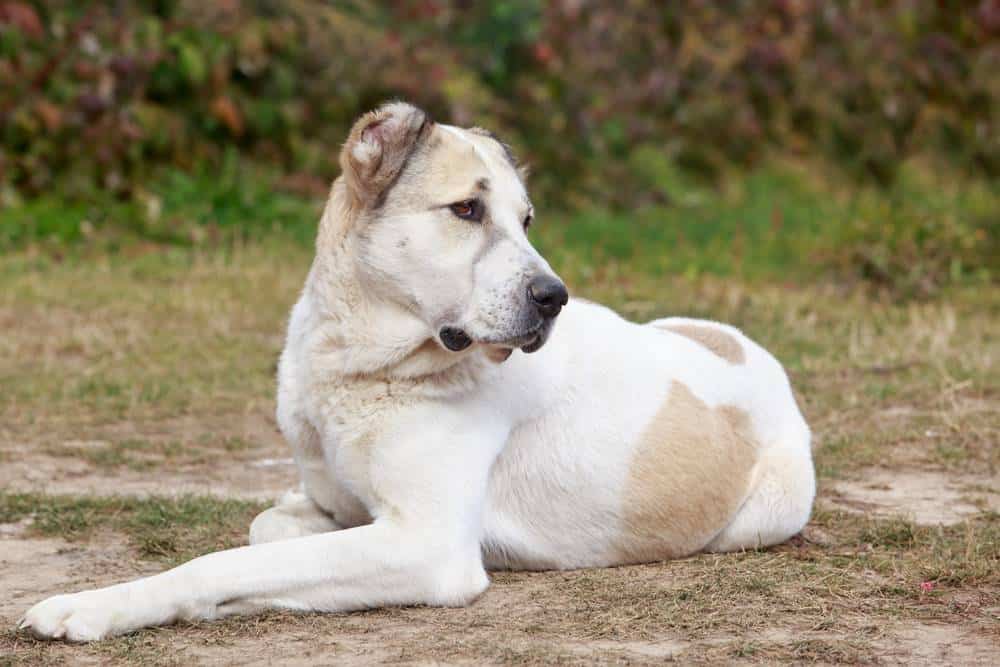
[438,275,568,355]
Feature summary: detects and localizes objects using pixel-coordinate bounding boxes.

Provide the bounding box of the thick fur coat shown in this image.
[20,103,815,641]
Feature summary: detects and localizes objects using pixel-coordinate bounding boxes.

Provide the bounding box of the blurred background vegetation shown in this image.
[1,0,997,297]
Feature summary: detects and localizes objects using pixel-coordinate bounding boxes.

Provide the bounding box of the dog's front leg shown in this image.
[20,403,508,641]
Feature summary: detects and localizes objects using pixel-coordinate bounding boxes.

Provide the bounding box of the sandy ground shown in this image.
[0,452,296,501]
[2,397,997,665]
[0,412,298,501]
[829,469,1000,526]
[3,527,996,666]
[2,445,997,665]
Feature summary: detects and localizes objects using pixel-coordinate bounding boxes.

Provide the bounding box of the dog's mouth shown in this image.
[438,319,554,356]
[519,329,548,353]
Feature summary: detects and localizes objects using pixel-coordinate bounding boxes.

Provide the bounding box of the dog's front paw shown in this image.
[18,591,120,642]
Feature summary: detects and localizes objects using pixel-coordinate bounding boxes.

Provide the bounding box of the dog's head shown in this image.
[339,102,567,358]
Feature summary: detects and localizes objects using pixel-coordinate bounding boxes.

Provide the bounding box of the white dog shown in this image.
[20,103,815,641]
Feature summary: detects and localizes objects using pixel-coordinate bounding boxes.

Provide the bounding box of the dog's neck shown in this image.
[302,181,488,383]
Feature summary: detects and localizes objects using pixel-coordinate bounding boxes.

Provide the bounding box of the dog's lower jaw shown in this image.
[464,316,555,356]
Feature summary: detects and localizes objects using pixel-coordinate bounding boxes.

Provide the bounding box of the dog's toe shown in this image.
[20,593,114,642]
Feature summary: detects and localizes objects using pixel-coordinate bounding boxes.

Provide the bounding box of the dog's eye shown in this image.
[449,199,483,222]
[522,213,533,231]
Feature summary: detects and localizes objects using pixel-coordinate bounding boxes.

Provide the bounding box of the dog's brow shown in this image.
[469,127,519,168]
[426,178,491,210]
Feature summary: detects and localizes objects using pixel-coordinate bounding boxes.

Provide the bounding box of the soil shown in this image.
[826,468,1000,526]
[2,430,997,664]
[3,526,996,665]
[0,411,297,501]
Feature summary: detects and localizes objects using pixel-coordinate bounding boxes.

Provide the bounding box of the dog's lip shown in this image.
[484,322,546,350]
[441,317,555,354]
[504,320,553,353]
[520,333,545,353]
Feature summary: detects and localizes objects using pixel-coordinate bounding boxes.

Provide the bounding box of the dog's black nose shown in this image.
[527,276,569,319]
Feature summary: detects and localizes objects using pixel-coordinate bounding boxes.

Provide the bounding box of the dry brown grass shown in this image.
[0,244,304,443]
[2,508,996,664]
[1,242,997,665]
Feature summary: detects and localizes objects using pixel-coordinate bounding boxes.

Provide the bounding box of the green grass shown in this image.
[539,160,835,281]
[537,158,997,295]
[1,242,995,477]
[0,492,264,565]
[0,160,322,251]
[1,157,995,296]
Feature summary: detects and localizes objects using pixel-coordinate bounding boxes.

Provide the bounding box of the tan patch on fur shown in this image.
[659,323,746,364]
[619,381,759,562]
[375,124,496,219]
[319,117,490,254]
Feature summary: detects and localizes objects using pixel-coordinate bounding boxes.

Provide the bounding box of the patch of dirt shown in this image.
[4,432,998,664]
[0,537,698,666]
[0,411,297,501]
[0,528,157,631]
[559,638,689,661]
[825,468,999,525]
[0,455,296,501]
[876,621,999,665]
[3,531,999,666]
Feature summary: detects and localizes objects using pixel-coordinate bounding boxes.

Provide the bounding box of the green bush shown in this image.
[822,169,998,297]
[0,1,996,293]
[2,1,997,199]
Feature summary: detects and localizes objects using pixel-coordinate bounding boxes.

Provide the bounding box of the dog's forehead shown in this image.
[429,124,527,202]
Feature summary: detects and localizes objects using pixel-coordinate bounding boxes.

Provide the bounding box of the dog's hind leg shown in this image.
[704,426,815,553]
[249,491,343,545]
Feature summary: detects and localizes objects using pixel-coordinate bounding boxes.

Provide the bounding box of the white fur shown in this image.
[20,119,814,641]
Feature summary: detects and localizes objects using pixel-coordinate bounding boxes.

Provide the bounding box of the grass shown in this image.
[0,164,997,664]
[1,242,994,479]
[0,243,301,438]
[41,439,186,472]
[1,156,996,294]
[1,502,995,664]
[0,159,323,250]
[0,492,264,566]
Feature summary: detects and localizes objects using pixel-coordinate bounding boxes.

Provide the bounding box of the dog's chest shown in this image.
[299,375,414,514]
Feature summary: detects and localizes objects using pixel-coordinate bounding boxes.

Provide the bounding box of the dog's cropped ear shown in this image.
[340,102,432,208]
